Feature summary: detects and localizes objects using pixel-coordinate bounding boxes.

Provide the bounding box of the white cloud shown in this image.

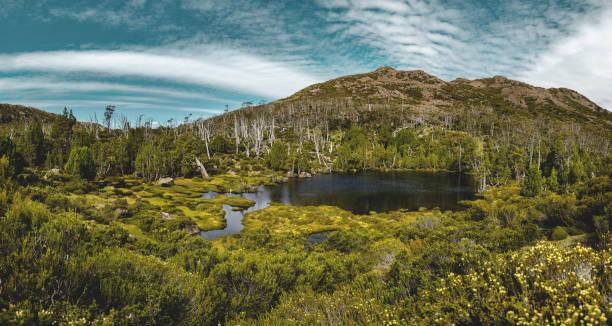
[12,99,226,115]
[48,0,154,29]
[0,76,236,103]
[316,0,604,82]
[516,6,612,109]
[0,46,322,99]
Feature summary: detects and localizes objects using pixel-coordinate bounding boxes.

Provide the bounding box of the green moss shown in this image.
[219,195,255,208]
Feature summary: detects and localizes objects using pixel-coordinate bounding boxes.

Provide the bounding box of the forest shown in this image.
[0,71,611,326]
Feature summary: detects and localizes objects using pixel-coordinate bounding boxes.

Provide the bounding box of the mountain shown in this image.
[276,66,610,130]
[0,103,61,124]
[2,67,610,132]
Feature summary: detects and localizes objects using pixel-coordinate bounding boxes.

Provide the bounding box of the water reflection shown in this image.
[200,171,475,240]
[269,171,475,214]
[200,189,272,240]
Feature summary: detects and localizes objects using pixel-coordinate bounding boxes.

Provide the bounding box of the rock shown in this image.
[183,224,200,235]
[286,171,296,178]
[156,177,174,187]
[114,208,130,218]
[159,212,175,220]
[298,172,312,178]
[49,168,61,174]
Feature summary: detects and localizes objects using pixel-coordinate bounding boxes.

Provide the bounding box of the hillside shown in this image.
[0,103,61,124]
[276,66,611,130]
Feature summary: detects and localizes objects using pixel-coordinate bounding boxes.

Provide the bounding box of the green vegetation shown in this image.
[551,226,569,240]
[0,68,611,324]
[64,146,96,180]
[265,140,288,170]
[1,172,610,324]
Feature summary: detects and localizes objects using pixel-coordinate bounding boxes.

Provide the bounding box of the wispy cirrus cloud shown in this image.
[0,46,323,99]
[47,0,155,29]
[517,4,612,109]
[313,0,610,109]
[319,0,595,75]
[18,98,226,123]
[0,76,237,103]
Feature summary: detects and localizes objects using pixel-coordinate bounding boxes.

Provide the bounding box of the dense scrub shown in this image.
[0,168,610,324]
[0,91,611,324]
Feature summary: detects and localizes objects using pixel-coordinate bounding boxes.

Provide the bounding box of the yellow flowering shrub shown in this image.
[408,242,611,325]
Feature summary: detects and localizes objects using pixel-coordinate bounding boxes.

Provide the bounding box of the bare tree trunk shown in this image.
[234,116,240,154]
[195,156,209,179]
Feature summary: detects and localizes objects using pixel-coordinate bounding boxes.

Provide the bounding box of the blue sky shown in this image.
[1,0,611,125]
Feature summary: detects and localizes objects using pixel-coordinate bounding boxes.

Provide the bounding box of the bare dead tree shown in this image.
[234,116,240,154]
[119,114,130,138]
[194,156,209,179]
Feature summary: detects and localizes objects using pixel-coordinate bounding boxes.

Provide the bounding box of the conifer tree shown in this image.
[522,164,543,197]
[65,146,96,180]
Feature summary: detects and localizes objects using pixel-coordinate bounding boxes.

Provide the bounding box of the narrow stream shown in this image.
[200,188,271,240]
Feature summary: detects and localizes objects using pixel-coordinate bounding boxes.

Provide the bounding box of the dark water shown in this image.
[307,231,336,244]
[200,171,476,240]
[269,171,476,214]
[200,191,272,240]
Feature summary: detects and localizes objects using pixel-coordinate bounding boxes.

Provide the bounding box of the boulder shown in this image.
[114,208,130,219]
[156,177,174,187]
[298,172,312,178]
[183,224,200,235]
[159,212,175,220]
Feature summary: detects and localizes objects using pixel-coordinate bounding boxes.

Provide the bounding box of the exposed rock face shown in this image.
[159,212,175,220]
[156,177,174,187]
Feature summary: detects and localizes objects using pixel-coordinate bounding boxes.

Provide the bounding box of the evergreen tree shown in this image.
[569,157,586,184]
[21,121,47,167]
[49,112,76,167]
[378,126,393,148]
[336,127,369,171]
[521,164,543,197]
[548,168,559,192]
[0,136,25,177]
[265,141,287,171]
[64,146,96,180]
[543,139,564,177]
[394,128,417,150]
[210,135,228,153]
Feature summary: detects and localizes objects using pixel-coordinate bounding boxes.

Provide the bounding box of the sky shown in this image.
[0,0,610,125]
